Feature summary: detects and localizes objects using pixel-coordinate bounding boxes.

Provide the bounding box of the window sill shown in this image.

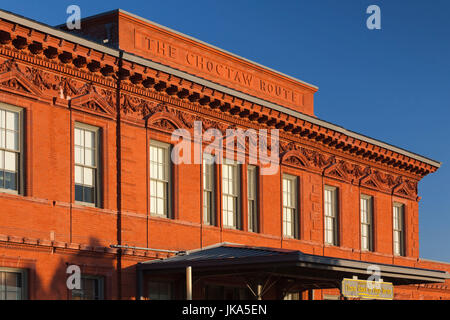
[74,201,98,208]
[202,223,219,229]
[223,226,240,231]
[149,214,172,220]
[0,188,20,196]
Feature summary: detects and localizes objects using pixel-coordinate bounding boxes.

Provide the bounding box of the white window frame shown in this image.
[222,159,241,229]
[247,165,258,233]
[74,122,101,207]
[0,267,28,300]
[0,103,24,195]
[360,195,373,252]
[393,203,405,256]
[203,153,215,225]
[150,140,172,218]
[324,185,339,246]
[282,174,298,238]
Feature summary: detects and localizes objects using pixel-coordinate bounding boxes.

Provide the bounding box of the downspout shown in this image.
[116,49,124,300]
[69,97,73,243]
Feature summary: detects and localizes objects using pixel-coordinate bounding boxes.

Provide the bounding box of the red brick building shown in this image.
[0,8,449,300]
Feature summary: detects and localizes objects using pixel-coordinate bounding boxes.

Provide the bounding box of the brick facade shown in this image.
[0,8,448,300]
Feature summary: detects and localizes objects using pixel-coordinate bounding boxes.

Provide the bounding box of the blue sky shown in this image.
[2,1,449,261]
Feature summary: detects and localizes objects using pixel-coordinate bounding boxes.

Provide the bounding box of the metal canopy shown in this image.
[138,243,450,286]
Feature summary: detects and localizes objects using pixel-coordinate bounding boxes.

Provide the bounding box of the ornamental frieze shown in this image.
[0,59,54,94]
[0,58,116,110]
[0,29,437,178]
[122,94,156,116]
[280,140,418,199]
[280,141,335,170]
[0,57,427,193]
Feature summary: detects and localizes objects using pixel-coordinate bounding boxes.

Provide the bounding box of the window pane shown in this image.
[71,276,103,300]
[4,172,16,190]
[75,146,84,164]
[83,186,95,204]
[85,149,94,166]
[75,165,82,184]
[157,181,164,197]
[75,184,83,202]
[248,168,257,233]
[157,198,164,215]
[6,131,18,150]
[0,129,4,148]
[362,237,368,250]
[84,168,94,186]
[5,111,18,131]
[74,128,82,145]
[203,155,215,225]
[150,160,157,179]
[0,110,4,128]
[74,126,99,205]
[222,162,239,228]
[282,176,297,237]
[0,109,21,192]
[84,131,94,148]
[0,271,23,300]
[4,151,16,171]
[324,187,338,245]
[150,143,171,217]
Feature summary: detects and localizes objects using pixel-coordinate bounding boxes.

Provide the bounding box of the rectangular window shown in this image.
[393,203,405,256]
[150,141,171,218]
[282,174,298,238]
[71,275,104,300]
[361,195,373,251]
[324,186,338,245]
[0,105,22,194]
[222,160,240,229]
[203,153,215,225]
[283,292,300,300]
[0,268,27,300]
[148,281,172,300]
[247,165,258,233]
[74,124,100,206]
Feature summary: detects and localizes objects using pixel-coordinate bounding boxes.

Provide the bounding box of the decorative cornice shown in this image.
[280,140,419,199]
[0,22,439,179]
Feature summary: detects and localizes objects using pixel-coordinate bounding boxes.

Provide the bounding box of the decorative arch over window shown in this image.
[281,150,309,169]
[147,111,187,132]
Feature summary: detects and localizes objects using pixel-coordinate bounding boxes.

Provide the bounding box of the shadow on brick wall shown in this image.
[31,237,120,300]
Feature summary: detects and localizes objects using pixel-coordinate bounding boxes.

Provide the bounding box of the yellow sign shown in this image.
[342,278,394,300]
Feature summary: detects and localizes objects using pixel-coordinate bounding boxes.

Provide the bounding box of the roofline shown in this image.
[62,8,319,91]
[123,51,442,168]
[0,9,441,168]
[138,245,449,282]
[183,242,241,255]
[117,9,319,90]
[419,258,450,265]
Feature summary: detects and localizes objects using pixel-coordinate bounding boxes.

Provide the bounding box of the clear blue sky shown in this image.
[2,1,449,262]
